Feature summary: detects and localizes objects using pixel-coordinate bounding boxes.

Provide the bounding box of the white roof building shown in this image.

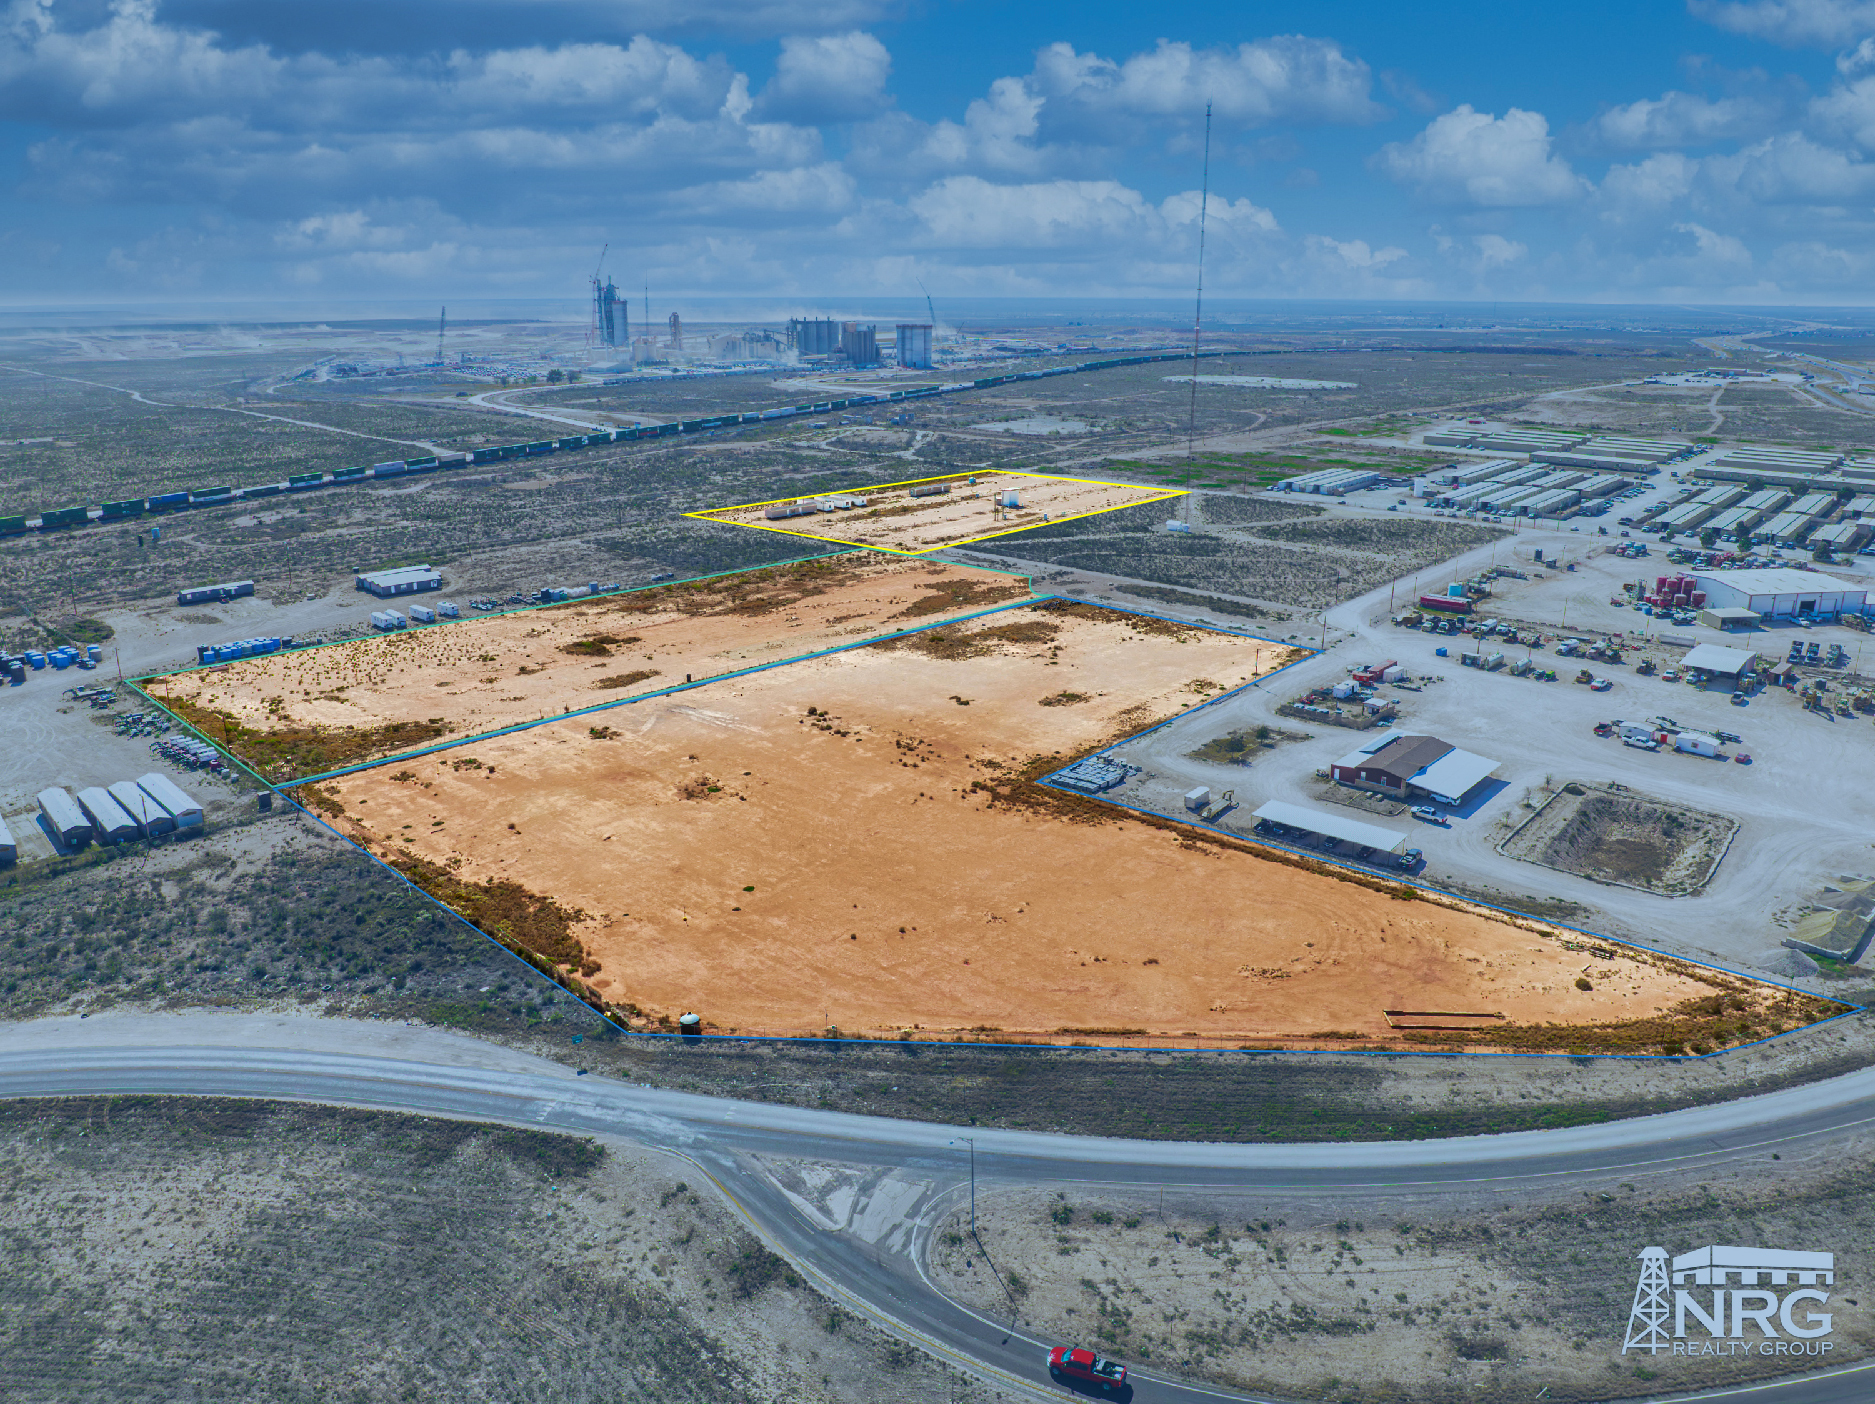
[1692,568,1867,618]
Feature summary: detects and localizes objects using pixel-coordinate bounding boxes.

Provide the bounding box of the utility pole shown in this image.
[950,1136,977,1238]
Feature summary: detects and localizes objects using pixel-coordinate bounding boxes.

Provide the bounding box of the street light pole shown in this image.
[949,1136,976,1238]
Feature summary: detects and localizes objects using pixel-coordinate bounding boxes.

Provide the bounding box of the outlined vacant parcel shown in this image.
[266,594,1831,1051]
[685,470,1182,554]
[145,554,1030,781]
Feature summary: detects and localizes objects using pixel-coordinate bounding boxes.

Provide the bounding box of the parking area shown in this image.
[0,675,243,867]
[1106,531,1875,970]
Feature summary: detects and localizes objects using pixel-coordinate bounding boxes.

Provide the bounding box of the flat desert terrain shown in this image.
[306,602,1788,1047]
[148,554,1029,779]
[689,471,1179,553]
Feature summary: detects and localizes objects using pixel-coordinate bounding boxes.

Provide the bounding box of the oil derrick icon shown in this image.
[1623,1247,1671,1354]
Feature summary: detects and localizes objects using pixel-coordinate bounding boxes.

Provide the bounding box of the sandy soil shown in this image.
[690,471,1179,554]
[313,604,1730,1045]
[148,554,1030,773]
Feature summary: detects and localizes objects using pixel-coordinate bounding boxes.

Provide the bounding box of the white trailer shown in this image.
[136,773,204,830]
[77,786,140,844]
[0,812,14,864]
[108,780,177,837]
[1674,731,1724,757]
[37,787,92,848]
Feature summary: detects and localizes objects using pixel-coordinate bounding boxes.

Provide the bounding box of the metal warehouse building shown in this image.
[1692,568,1868,619]
[356,565,443,598]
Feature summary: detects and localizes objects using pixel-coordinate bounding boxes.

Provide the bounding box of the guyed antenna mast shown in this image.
[1185,101,1212,480]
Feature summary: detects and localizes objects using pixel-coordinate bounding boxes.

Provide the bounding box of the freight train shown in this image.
[0,349,1213,536]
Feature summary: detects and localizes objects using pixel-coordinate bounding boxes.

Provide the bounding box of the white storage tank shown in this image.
[408,604,436,624]
[37,787,92,848]
[136,773,204,830]
[76,786,139,844]
[108,780,176,837]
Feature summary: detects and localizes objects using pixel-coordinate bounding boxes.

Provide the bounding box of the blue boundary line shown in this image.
[208,585,1857,1065]
[286,594,1043,786]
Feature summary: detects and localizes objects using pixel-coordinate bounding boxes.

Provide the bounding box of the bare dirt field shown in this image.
[1501,782,1739,897]
[146,553,1030,780]
[298,601,1822,1051]
[687,470,1179,554]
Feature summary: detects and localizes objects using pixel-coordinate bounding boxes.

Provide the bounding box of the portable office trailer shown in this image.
[137,773,204,830]
[0,812,12,863]
[108,780,176,836]
[77,786,140,844]
[37,787,94,848]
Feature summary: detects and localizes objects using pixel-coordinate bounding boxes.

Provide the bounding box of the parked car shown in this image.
[1048,1346,1128,1393]
[1735,753,1753,764]
[1589,678,1613,691]
[1410,805,1444,823]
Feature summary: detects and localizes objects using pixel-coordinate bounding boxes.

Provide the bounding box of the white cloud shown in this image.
[1028,36,1386,131]
[1598,151,1701,211]
[1304,234,1406,269]
[1689,0,1875,47]
[1707,130,1875,199]
[906,175,1275,250]
[753,31,891,122]
[1588,91,1779,148]
[1374,105,1587,206]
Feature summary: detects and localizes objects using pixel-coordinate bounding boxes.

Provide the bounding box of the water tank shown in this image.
[86,644,101,662]
[1448,583,1465,597]
[679,1012,702,1037]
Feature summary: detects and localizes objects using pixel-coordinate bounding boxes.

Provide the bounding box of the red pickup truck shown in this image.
[1048,1345,1128,1392]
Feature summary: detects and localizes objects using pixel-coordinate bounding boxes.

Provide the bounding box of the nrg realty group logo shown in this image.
[1624,1246,1839,1359]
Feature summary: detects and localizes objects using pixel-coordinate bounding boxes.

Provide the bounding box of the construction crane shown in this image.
[917,279,937,337]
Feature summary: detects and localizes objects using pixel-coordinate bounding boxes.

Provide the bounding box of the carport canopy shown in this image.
[1680,643,1757,675]
[1252,800,1408,855]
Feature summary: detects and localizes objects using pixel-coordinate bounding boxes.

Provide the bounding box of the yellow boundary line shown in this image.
[684,469,1187,557]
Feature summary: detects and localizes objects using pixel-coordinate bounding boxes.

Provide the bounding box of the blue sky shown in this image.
[4,0,1875,306]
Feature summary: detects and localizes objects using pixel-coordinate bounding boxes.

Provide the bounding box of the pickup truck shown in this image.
[1049,1346,1127,1393]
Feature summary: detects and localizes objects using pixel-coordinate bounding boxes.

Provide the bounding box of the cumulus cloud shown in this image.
[1027,36,1386,134]
[906,175,1275,250]
[1706,130,1875,199]
[1689,0,1875,47]
[752,31,891,123]
[1588,91,1781,147]
[1374,106,1587,206]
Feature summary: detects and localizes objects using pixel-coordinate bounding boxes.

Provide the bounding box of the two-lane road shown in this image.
[2,1017,1871,1404]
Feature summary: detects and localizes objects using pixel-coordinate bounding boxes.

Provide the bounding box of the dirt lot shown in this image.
[295,599,1824,1051]
[147,554,1031,780]
[689,471,1178,554]
[1502,783,1739,897]
[0,1096,961,1404]
[930,1127,1875,1404]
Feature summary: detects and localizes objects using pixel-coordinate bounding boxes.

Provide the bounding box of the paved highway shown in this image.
[2,1020,1871,1404]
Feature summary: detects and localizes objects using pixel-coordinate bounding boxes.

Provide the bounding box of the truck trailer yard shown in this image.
[1105,528,1875,974]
